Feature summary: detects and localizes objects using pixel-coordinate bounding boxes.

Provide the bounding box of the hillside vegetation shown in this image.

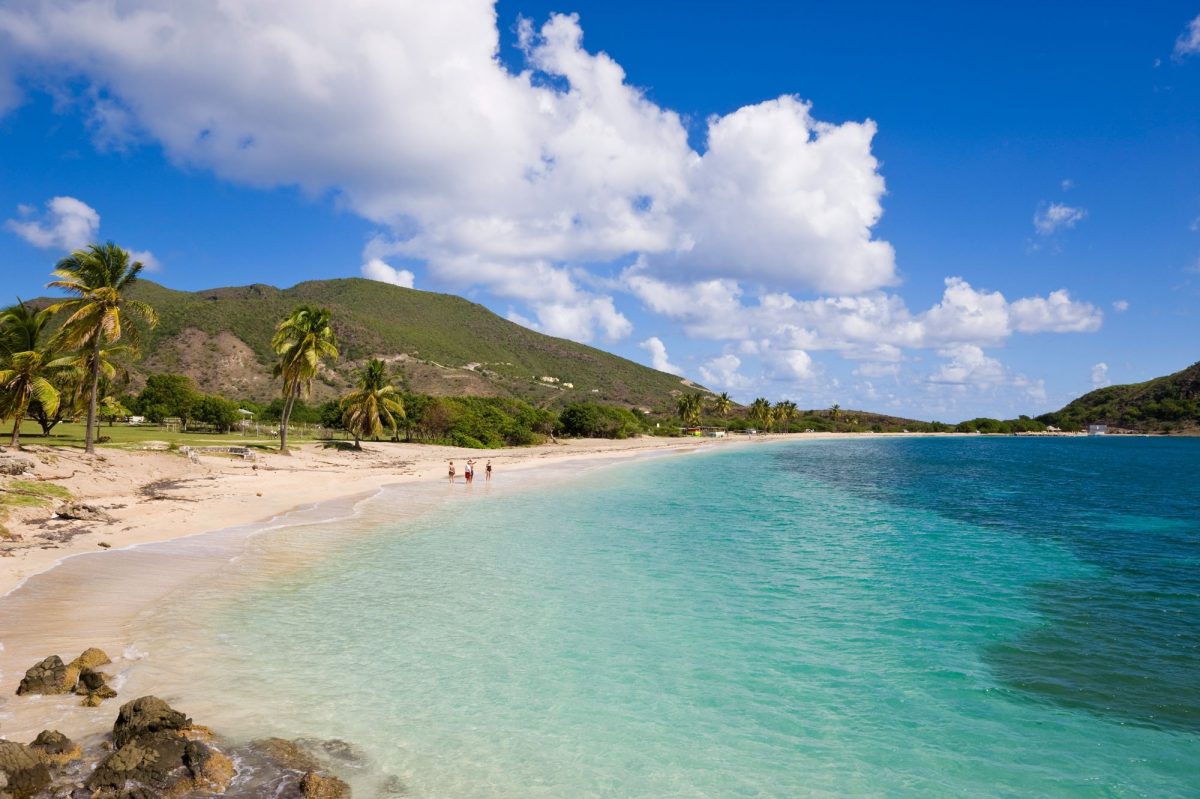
[1038,360,1200,433]
[111,279,699,409]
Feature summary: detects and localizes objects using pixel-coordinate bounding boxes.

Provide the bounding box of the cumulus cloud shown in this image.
[361,258,415,288]
[928,344,1006,387]
[128,248,161,272]
[1091,362,1111,389]
[638,336,681,375]
[699,354,752,391]
[0,2,897,342]
[626,273,1101,351]
[5,196,99,250]
[1174,14,1200,59]
[1034,202,1087,235]
[1112,299,1129,312]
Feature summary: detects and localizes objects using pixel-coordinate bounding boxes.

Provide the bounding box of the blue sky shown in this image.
[1,2,1198,420]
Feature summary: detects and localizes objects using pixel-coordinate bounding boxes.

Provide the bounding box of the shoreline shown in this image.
[0,433,794,741]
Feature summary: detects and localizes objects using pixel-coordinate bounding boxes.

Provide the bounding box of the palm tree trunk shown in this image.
[84,336,101,454]
[10,411,22,448]
[279,387,296,454]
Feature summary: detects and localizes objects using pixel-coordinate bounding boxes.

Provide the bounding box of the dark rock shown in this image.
[0,458,34,476]
[296,738,366,766]
[15,655,77,696]
[86,731,188,791]
[55,502,115,523]
[299,771,350,799]
[112,697,191,749]
[182,741,234,794]
[0,741,52,799]
[74,666,118,705]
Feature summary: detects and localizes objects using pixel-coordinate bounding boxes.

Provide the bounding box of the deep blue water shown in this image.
[138,437,1200,798]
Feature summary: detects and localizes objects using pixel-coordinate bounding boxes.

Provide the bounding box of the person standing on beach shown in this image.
[448,461,456,483]
[485,460,493,480]
[465,460,474,483]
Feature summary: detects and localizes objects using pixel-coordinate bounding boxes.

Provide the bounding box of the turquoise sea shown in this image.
[133,437,1199,797]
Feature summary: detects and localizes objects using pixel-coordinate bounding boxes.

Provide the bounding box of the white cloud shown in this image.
[361,258,414,288]
[1060,178,1074,191]
[1091,362,1111,389]
[0,1,896,338]
[5,196,99,250]
[1174,14,1200,59]
[1009,288,1103,333]
[1190,216,1200,232]
[638,336,681,375]
[1033,202,1086,235]
[128,248,161,272]
[699,354,752,391]
[1112,299,1129,312]
[928,344,1006,387]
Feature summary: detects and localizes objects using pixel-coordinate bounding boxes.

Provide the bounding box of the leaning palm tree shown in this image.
[0,301,65,447]
[341,359,405,449]
[272,305,338,454]
[47,243,157,454]
[714,392,733,419]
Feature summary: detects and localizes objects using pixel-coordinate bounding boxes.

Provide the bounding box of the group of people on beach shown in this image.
[448,459,492,483]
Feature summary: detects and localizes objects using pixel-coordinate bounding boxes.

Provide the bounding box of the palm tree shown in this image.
[749,397,771,430]
[714,392,733,419]
[676,392,703,427]
[47,243,157,454]
[272,305,338,454]
[0,301,64,447]
[341,359,405,449]
[776,400,797,432]
[829,403,842,424]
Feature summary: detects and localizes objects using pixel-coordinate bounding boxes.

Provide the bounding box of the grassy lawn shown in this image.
[6,420,330,451]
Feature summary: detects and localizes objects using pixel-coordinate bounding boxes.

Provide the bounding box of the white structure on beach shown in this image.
[1087,424,1108,436]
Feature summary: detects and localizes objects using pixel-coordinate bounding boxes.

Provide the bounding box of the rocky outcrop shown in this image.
[299,771,351,799]
[0,457,33,476]
[55,502,115,523]
[75,667,119,706]
[112,696,191,748]
[0,741,51,799]
[15,656,75,696]
[15,649,116,702]
[71,647,112,670]
[27,730,81,767]
[88,697,233,798]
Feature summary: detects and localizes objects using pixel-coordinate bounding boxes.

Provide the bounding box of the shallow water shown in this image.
[126,438,1198,797]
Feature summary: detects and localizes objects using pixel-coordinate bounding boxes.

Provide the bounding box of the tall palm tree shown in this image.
[341,359,405,449]
[676,392,704,427]
[776,400,797,432]
[47,243,157,454]
[749,397,771,430]
[0,300,63,447]
[272,305,338,454]
[714,392,733,419]
[829,403,842,424]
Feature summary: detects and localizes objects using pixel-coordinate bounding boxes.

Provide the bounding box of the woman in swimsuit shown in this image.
[448,461,456,483]
[485,460,493,480]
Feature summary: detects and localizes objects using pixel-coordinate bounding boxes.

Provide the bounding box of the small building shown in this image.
[1087,424,1108,436]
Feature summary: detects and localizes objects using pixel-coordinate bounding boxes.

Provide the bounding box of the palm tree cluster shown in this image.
[1,242,155,451]
[269,306,405,452]
[676,391,705,426]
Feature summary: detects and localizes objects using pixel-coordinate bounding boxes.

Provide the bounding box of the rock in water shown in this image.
[87,730,189,791]
[299,771,351,799]
[75,667,119,705]
[112,696,191,748]
[70,647,112,670]
[27,731,81,767]
[15,655,76,696]
[0,741,52,799]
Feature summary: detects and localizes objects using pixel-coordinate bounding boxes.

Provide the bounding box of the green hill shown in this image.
[110,278,704,409]
[1038,361,1200,433]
